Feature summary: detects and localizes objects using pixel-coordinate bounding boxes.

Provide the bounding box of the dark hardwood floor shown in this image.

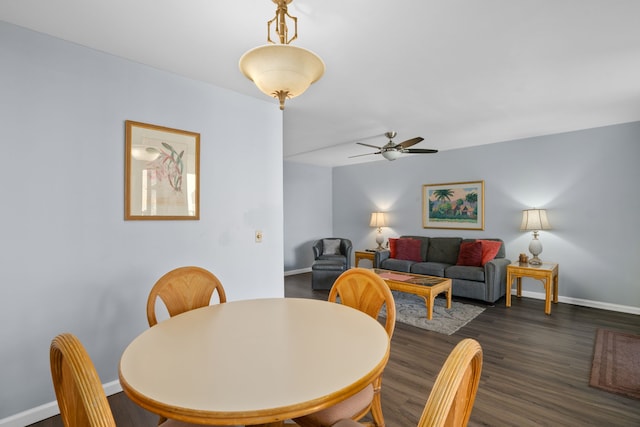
[31,272,640,426]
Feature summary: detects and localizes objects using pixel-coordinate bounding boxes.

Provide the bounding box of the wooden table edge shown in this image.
[118,331,391,426]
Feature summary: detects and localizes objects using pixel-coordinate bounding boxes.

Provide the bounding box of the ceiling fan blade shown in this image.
[403,148,438,154]
[349,151,381,158]
[357,142,383,149]
[396,137,424,149]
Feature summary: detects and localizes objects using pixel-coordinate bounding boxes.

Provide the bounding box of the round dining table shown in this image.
[119,297,390,426]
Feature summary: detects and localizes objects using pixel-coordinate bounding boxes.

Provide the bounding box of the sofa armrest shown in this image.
[374,250,391,268]
[483,257,511,302]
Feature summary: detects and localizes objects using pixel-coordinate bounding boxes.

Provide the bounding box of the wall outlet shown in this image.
[255,231,263,243]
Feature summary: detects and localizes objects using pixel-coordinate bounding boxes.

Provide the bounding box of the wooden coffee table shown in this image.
[373,268,452,320]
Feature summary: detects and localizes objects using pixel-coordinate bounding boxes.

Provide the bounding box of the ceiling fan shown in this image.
[351,131,438,161]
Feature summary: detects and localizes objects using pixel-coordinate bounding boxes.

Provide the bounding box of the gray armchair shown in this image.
[311,238,353,290]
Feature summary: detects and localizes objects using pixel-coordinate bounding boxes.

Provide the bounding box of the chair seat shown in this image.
[295,384,374,426]
[313,259,347,271]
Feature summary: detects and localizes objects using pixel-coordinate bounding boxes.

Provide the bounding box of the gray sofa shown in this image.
[374,236,510,303]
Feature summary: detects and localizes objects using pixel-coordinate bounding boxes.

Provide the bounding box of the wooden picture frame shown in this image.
[125,120,200,220]
[422,181,484,230]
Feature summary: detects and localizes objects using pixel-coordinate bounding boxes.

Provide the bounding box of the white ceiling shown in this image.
[2,0,640,167]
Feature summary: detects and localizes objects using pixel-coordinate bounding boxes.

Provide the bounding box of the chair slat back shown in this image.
[146,266,226,326]
[328,268,396,338]
[417,338,483,427]
[50,333,116,427]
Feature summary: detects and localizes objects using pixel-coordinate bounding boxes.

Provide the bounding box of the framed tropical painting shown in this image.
[422,181,484,230]
[125,121,200,220]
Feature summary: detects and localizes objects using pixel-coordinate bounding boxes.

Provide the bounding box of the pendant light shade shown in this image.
[239,0,325,110]
[239,44,325,110]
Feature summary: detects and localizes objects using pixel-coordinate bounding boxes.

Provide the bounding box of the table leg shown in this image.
[516,277,522,297]
[418,295,434,320]
[445,288,452,310]
[427,295,435,320]
[543,274,551,315]
[553,271,559,303]
[506,272,512,307]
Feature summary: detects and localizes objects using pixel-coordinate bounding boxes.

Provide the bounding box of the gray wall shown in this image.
[0,22,283,422]
[284,123,640,312]
[283,162,332,272]
[331,123,640,310]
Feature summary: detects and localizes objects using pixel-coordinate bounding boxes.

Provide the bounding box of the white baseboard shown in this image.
[284,267,311,276]
[513,288,640,315]
[0,381,122,427]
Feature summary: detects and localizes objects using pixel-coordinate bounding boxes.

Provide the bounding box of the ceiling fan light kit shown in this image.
[381,150,402,161]
[352,131,438,161]
[239,0,325,110]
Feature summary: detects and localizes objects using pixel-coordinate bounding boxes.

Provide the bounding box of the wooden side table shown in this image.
[354,250,376,267]
[506,262,559,314]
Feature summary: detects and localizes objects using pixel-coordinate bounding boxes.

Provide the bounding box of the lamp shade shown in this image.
[369,212,387,228]
[239,44,325,110]
[381,150,401,161]
[520,209,551,231]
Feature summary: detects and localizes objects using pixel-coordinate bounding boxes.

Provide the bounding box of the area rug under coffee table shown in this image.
[589,328,640,400]
[379,291,484,335]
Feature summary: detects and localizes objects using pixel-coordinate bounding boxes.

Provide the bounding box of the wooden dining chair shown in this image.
[146,266,227,327]
[293,268,396,427]
[50,333,197,427]
[331,338,483,427]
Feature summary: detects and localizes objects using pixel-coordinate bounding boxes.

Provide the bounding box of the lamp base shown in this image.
[375,232,384,251]
[528,256,543,265]
[528,234,543,266]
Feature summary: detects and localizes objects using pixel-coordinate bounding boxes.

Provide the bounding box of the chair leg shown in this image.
[369,378,385,427]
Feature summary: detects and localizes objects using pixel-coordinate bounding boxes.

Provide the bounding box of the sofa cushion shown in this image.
[396,238,422,262]
[478,239,502,265]
[445,265,485,282]
[410,262,449,277]
[427,237,462,264]
[380,257,415,273]
[322,239,342,255]
[456,241,483,267]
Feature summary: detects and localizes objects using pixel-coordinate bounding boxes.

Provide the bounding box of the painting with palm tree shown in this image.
[422,181,484,230]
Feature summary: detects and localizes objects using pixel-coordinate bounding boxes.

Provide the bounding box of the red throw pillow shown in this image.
[388,238,398,258]
[478,240,502,265]
[456,241,483,267]
[396,238,422,262]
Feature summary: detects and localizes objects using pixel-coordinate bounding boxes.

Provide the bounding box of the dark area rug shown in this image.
[589,328,640,400]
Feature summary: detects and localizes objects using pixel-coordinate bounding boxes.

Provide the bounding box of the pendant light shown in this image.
[239,0,325,110]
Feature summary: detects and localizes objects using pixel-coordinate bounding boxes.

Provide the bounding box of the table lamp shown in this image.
[369,212,387,250]
[520,208,551,265]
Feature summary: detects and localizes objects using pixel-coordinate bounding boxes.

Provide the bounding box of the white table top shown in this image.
[119,298,390,426]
